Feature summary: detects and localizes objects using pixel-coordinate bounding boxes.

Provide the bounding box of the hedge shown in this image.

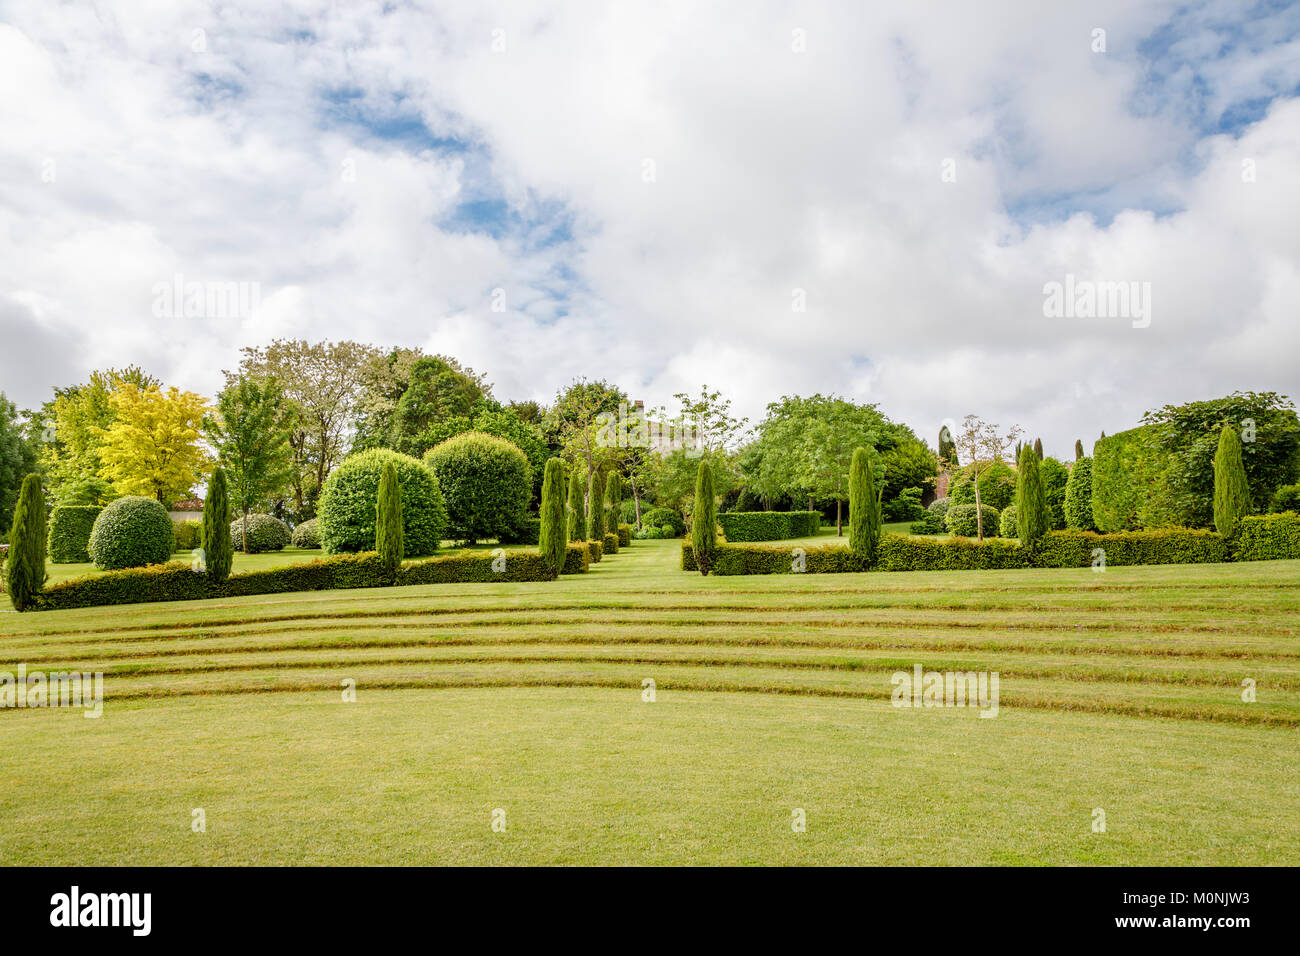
[1091,426,1182,532]
[680,527,1242,575]
[716,511,820,541]
[1233,512,1300,562]
[603,531,619,554]
[173,519,202,553]
[48,505,102,563]
[33,548,561,611]
[562,542,590,574]
[617,523,632,547]
[586,539,603,563]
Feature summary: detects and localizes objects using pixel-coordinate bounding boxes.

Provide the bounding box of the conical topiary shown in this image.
[1213,423,1251,536]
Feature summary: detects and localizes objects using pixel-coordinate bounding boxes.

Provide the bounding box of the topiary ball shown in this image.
[89,496,176,570]
[290,517,321,549]
[423,431,531,543]
[318,448,448,556]
[944,503,1001,538]
[49,504,103,563]
[926,496,951,517]
[998,504,1019,538]
[229,513,292,553]
[641,507,686,537]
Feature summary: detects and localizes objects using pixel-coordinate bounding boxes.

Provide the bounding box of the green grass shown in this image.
[2,538,1298,864]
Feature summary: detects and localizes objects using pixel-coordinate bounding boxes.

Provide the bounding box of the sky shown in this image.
[1,0,1298,460]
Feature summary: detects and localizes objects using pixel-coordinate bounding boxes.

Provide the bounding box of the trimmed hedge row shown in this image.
[1234,512,1300,562]
[717,511,820,542]
[681,526,1270,575]
[562,543,591,574]
[587,540,603,563]
[48,505,101,563]
[617,523,632,547]
[603,532,619,555]
[33,548,562,611]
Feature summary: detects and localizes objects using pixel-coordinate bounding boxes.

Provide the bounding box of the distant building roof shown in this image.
[170,497,204,512]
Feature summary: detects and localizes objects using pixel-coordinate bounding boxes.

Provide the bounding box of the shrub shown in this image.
[319,448,447,556]
[375,462,403,582]
[1233,513,1300,562]
[944,503,1000,538]
[603,531,619,554]
[1270,483,1300,514]
[48,505,101,563]
[998,505,1018,538]
[567,469,587,541]
[877,534,1028,572]
[5,473,46,610]
[849,447,881,565]
[950,462,1016,511]
[908,512,945,534]
[588,468,606,540]
[229,514,291,553]
[617,523,632,547]
[1064,456,1097,531]
[642,507,685,537]
[619,500,638,525]
[692,460,717,574]
[538,459,568,573]
[1091,427,1181,532]
[1035,529,1229,567]
[586,539,603,563]
[396,549,556,585]
[499,516,541,545]
[424,431,531,543]
[291,518,321,549]
[881,486,925,522]
[562,542,590,574]
[1015,445,1048,544]
[89,496,174,570]
[1213,423,1251,536]
[926,497,951,517]
[635,525,668,539]
[203,466,233,581]
[172,519,202,553]
[717,511,820,541]
[1040,457,1069,530]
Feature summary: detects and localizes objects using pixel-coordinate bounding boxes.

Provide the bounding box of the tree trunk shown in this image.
[631,477,642,529]
[808,495,814,513]
[836,498,843,536]
[973,476,984,541]
[241,507,249,554]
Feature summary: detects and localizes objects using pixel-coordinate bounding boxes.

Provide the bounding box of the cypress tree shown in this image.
[588,467,606,540]
[691,459,717,575]
[1015,444,1048,544]
[375,462,404,582]
[848,447,881,566]
[5,473,46,611]
[203,466,233,582]
[604,471,621,539]
[1213,423,1251,536]
[938,425,957,467]
[1064,456,1097,531]
[567,468,586,542]
[1033,437,1043,460]
[539,458,567,573]
[1074,439,1084,461]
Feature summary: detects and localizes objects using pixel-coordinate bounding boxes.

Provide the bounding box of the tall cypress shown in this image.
[691,459,717,575]
[604,471,621,539]
[5,473,46,611]
[1074,439,1084,461]
[848,447,880,566]
[1015,444,1048,544]
[203,466,233,582]
[375,462,404,582]
[1033,437,1043,460]
[588,466,606,540]
[539,458,567,573]
[567,468,586,542]
[1213,423,1251,536]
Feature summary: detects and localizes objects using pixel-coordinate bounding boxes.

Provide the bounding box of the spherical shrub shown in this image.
[89,496,175,570]
[641,507,686,537]
[229,513,291,553]
[1270,483,1300,514]
[291,517,321,549]
[944,503,1001,538]
[48,505,102,563]
[423,431,531,543]
[927,496,951,517]
[319,448,447,556]
[998,504,1019,538]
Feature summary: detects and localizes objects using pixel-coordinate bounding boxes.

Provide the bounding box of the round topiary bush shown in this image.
[318,448,448,556]
[926,496,951,517]
[48,505,103,563]
[423,431,531,543]
[998,504,1019,538]
[641,507,686,537]
[944,502,1001,538]
[291,517,321,549]
[89,496,175,570]
[229,513,291,553]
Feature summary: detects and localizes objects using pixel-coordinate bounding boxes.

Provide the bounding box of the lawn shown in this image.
[2,537,1297,865]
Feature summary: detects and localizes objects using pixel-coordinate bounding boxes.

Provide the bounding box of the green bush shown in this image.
[1213,423,1251,536]
[586,539,603,563]
[89,496,174,570]
[1233,513,1300,562]
[642,507,685,537]
[423,431,531,543]
[562,542,590,574]
[567,470,587,542]
[908,512,945,534]
[1064,457,1096,531]
[716,511,820,541]
[319,448,447,556]
[1040,458,1069,530]
[950,462,1016,511]
[634,525,669,539]
[691,461,717,574]
[499,516,541,545]
[1035,529,1229,567]
[877,534,1027,571]
[944,503,1000,538]
[849,447,881,565]
[603,531,619,555]
[291,518,321,549]
[998,505,1018,538]
[48,505,101,563]
[881,486,925,522]
[396,549,556,585]
[230,514,291,553]
[617,523,632,547]
[1092,427,1182,532]
[203,467,233,582]
[588,468,606,540]
[926,496,951,517]
[5,473,46,610]
[681,541,865,575]
[1270,483,1300,514]
[1015,444,1048,544]
[173,519,202,553]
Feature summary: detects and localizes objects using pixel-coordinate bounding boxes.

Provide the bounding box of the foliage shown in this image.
[291,518,321,549]
[5,473,46,610]
[208,375,295,545]
[48,505,101,563]
[388,355,495,457]
[422,431,530,543]
[1064,456,1097,531]
[538,459,568,573]
[1015,444,1048,544]
[691,459,717,574]
[998,505,1019,538]
[561,542,591,575]
[882,486,926,522]
[927,496,951,516]
[567,468,587,541]
[603,531,619,554]
[1233,513,1300,562]
[938,425,957,468]
[1039,457,1069,530]
[375,462,404,581]
[848,446,881,565]
[945,503,1001,538]
[909,512,946,534]
[318,448,447,556]
[641,507,685,537]
[1091,427,1183,531]
[230,514,292,553]
[717,511,820,541]
[0,393,38,536]
[98,383,210,503]
[604,469,622,539]
[203,467,234,581]
[949,415,1022,539]
[1270,483,1300,514]
[1212,423,1251,536]
[89,496,174,570]
[949,460,1017,512]
[588,464,607,540]
[499,516,541,545]
[173,519,202,552]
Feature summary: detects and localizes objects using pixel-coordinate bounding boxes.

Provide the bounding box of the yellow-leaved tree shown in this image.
[98,383,211,503]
